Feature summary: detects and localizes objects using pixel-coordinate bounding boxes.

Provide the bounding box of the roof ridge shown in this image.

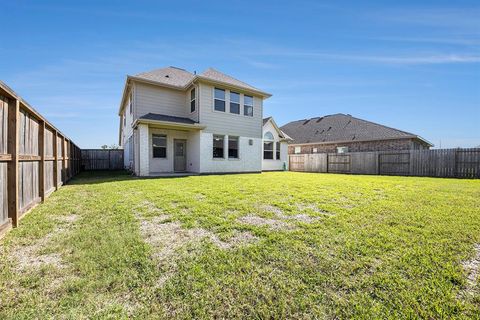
[201,67,260,90]
[346,114,417,137]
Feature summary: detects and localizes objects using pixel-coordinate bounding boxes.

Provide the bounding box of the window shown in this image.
[190,88,196,112]
[312,147,318,153]
[294,146,301,154]
[337,146,348,153]
[213,135,224,158]
[263,131,274,140]
[228,136,239,158]
[276,142,281,160]
[244,95,253,116]
[129,93,133,114]
[264,141,273,159]
[214,88,225,112]
[230,92,240,114]
[152,134,167,158]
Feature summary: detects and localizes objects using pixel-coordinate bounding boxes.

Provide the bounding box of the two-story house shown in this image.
[118,67,271,176]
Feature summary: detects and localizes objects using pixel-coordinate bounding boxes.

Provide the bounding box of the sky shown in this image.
[1,0,479,148]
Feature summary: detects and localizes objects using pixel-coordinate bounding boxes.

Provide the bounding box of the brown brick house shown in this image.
[280,114,432,154]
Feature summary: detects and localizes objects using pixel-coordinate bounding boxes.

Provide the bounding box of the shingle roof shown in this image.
[132,66,270,96]
[280,113,432,145]
[139,113,197,125]
[263,117,272,125]
[135,67,195,88]
[199,68,262,92]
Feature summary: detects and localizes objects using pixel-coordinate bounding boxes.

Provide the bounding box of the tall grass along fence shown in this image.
[81,149,123,170]
[289,148,480,179]
[0,81,81,238]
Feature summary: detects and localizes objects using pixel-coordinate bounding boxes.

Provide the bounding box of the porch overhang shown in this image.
[133,119,206,131]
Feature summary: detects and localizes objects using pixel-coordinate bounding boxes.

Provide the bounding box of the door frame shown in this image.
[173,139,187,172]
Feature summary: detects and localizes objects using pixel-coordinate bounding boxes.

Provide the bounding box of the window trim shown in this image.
[244,95,254,117]
[213,88,226,112]
[263,141,274,160]
[152,134,167,159]
[337,146,348,154]
[213,134,225,159]
[190,87,196,113]
[229,91,240,115]
[228,136,239,159]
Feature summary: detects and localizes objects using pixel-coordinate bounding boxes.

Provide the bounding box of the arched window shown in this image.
[263,131,274,140]
[263,131,274,160]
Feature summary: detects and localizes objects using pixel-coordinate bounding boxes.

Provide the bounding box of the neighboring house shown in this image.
[262,117,291,171]
[281,113,432,154]
[118,66,271,176]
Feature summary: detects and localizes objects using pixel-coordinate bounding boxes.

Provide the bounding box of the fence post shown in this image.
[53,131,58,190]
[7,98,19,227]
[39,120,45,202]
[62,136,66,183]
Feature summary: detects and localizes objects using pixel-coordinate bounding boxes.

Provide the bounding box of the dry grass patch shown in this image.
[459,243,480,298]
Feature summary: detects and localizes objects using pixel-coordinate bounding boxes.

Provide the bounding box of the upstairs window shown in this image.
[213,135,224,158]
[244,95,253,116]
[152,134,167,158]
[228,136,239,158]
[230,92,240,114]
[214,88,226,112]
[294,146,301,154]
[190,88,196,112]
[129,92,133,114]
[276,142,281,160]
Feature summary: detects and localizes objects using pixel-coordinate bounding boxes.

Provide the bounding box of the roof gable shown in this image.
[280,113,431,146]
[263,117,292,141]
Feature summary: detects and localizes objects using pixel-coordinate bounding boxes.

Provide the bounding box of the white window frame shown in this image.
[213,134,225,158]
[244,95,254,117]
[190,87,196,113]
[152,134,167,159]
[214,88,226,112]
[337,146,348,153]
[294,146,301,154]
[229,91,240,115]
[228,136,239,159]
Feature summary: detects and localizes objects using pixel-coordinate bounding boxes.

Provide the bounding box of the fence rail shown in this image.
[0,81,81,238]
[81,149,124,170]
[289,148,480,179]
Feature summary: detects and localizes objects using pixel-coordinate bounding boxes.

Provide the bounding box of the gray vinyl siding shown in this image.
[198,83,263,138]
[134,82,188,119]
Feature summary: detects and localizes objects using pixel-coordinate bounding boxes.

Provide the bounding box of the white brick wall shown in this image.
[199,132,262,173]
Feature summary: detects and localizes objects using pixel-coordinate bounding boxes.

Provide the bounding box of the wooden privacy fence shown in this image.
[289,148,480,179]
[0,81,80,238]
[81,149,123,170]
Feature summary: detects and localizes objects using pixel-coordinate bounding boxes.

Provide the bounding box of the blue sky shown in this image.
[1,0,479,148]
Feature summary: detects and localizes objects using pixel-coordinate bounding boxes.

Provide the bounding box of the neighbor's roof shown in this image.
[131,66,270,97]
[139,113,198,125]
[280,113,432,146]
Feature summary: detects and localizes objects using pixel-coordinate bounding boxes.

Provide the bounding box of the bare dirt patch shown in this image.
[9,214,79,271]
[237,215,293,230]
[138,215,259,287]
[277,213,320,223]
[296,203,335,216]
[459,243,480,298]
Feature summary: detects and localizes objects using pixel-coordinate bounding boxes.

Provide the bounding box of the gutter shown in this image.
[288,135,433,147]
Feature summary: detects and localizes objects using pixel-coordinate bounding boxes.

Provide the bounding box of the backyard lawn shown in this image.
[0,171,479,319]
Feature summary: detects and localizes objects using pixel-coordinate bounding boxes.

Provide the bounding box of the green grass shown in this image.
[0,171,479,319]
